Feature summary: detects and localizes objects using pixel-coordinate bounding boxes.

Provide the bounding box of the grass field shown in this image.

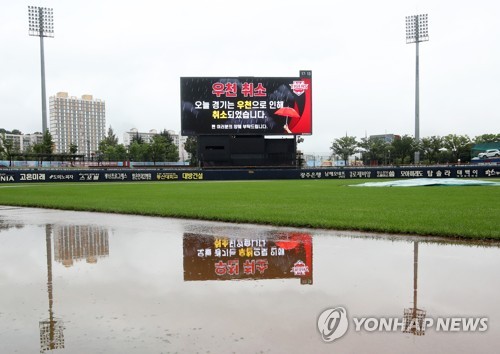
[0,179,499,239]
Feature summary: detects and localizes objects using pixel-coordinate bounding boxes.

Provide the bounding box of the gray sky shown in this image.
[1,0,499,154]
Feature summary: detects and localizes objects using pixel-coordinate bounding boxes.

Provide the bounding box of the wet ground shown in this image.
[0,206,499,354]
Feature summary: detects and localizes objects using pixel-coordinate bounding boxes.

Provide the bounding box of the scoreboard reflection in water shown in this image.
[181,71,312,136]
[183,232,313,285]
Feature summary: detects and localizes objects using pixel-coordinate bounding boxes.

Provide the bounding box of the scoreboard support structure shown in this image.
[197,135,297,168]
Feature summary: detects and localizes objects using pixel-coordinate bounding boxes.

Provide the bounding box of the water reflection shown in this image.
[53,225,109,267]
[39,224,109,353]
[40,225,65,353]
[0,219,24,231]
[403,241,426,336]
[1,208,499,353]
[183,231,313,284]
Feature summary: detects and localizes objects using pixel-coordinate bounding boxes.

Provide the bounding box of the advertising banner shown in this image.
[0,166,498,184]
[181,71,312,136]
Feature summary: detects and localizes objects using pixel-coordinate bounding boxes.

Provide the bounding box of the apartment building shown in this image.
[49,92,106,158]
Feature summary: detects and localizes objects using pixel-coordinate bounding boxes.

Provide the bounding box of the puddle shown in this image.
[0,206,498,353]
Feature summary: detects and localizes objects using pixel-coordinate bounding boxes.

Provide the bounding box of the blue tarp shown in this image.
[351,178,500,187]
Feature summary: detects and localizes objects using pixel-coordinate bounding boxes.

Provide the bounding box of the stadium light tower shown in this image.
[28,6,54,133]
[406,14,428,164]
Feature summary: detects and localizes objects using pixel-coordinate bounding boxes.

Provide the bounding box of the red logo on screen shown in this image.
[289,81,309,96]
[291,260,309,276]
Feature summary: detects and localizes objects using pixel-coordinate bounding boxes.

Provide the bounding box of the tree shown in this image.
[184,136,198,166]
[149,135,168,165]
[131,132,144,145]
[165,141,179,162]
[473,134,500,144]
[358,136,390,166]
[42,130,54,153]
[103,145,117,162]
[420,136,443,164]
[159,129,173,143]
[330,136,358,166]
[391,135,415,165]
[443,134,472,163]
[100,143,127,162]
[99,126,119,151]
[33,130,54,154]
[69,143,78,166]
[159,130,179,162]
[114,144,128,161]
[128,141,148,162]
[98,126,121,162]
[0,133,13,160]
[105,126,118,146]
[31,130,54,162]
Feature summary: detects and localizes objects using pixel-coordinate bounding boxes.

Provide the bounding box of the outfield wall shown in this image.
[0,165,499,183]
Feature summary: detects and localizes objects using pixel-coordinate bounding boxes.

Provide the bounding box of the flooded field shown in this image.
[0,206,498,354]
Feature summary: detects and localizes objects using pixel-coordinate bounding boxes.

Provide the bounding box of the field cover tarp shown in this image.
[352,178,500,187]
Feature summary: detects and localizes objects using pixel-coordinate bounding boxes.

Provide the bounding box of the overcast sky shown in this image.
[1,0,499,154]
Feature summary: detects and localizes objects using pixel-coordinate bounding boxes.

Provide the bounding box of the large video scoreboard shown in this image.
[181,71,312,136]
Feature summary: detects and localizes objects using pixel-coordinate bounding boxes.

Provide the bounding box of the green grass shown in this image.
[0,179,499,239]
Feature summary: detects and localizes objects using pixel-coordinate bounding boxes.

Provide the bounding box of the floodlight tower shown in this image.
[28,6,54,133]
[406,14,428,164]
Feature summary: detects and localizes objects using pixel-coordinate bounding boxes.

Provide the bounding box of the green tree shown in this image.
[105,126,118,146]
[31,130,54,162]
[98,126,122,162]
[130,132,144,145]
[420,136,443,164]
[184,136,198,166]
[115,144,128,161]
[159,130,179,162]
[69,143,78,166]
[104,145,117,162]
[358,136,390,166]
[330,136,358,166]
[0,133,13,160]
[473,134,500,144]
[165,141,179,162]
[391,135,415,165]
[99,126,119,151]
[42,130,54,154]
[149,135,168,165]
[128,141,148,162]
[69,143,78,154]
[100,143,127,162]
[443,134,472,163]
[34,130,54,154]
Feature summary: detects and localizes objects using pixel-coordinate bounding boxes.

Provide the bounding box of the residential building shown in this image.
[123,128,158,146]
[0,132,43,153]
[369,134,400,143]
[22,133,43,151]
[1,133,22,152]
[167,130,189,162]
[49,92,106,158]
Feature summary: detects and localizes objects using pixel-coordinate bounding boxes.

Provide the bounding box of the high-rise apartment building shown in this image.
[49,92,106,158]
